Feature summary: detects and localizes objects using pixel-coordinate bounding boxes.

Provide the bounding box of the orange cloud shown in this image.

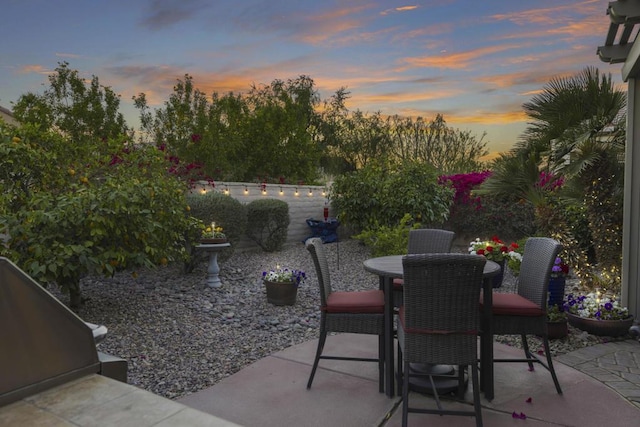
[490,0,601,27]
[18,65,51,75]
[401,43,522,69]
[381,5,420,15]
[55,52,82,59]
[450,110,528,126]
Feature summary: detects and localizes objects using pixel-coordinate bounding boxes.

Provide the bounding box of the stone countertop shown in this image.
[0,374,241,427]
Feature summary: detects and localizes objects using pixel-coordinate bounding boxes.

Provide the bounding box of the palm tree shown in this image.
[483,67,626,292]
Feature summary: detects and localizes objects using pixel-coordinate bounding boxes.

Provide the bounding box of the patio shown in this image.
[178,333,640,427]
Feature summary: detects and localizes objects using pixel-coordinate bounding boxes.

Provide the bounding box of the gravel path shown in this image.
[57,239,620,400]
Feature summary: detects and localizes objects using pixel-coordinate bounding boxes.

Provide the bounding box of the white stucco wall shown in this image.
[192,181,336,250]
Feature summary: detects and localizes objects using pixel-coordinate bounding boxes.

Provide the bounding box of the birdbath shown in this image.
[196,242,231,288]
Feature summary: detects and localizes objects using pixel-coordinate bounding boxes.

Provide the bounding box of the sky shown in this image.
[0,0,624,158]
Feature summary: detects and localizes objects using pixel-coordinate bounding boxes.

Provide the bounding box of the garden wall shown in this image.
[192,181,335,250]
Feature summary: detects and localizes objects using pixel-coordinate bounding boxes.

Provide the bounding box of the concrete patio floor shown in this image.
[178,333,640,427]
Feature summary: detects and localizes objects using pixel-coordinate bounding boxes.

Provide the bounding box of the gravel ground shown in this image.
[56,239,623,400]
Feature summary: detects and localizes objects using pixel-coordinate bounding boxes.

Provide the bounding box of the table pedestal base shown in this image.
[407,363,467,395]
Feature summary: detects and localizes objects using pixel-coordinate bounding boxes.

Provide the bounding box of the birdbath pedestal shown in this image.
[196,242,231,288]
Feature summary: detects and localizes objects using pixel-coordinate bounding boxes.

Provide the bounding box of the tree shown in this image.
[0,65,197,307]
[134,74,325,184]
[388,114,488,174]
[12,61,131,143]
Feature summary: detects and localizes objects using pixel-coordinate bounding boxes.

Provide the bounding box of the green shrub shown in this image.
[0,123,197,307]
[330,160,453,234]
[246,199,290,252]
[354,214,420,257]
[187,191,247,242]
[185,191,247,267]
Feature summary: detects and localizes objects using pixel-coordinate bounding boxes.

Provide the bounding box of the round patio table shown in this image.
[364,254,500,398]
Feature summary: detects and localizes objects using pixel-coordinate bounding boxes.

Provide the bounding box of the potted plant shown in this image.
[200,222,227,244]
[262,266,306,306]
[564,292,633,336]
[469,236,519,287]
[546,304,568,339]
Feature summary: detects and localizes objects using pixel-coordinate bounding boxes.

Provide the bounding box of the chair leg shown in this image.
[307,324,327,389]
[542,335,563,394]
[471,362,483,427]
[456,365,465,398]
[378,333,385,393]
[521,334,535,370]
[402,360,410,427]
[396,340,403,393]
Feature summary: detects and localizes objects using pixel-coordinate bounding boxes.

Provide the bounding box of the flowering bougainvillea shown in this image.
[439,170,492,208]
[536,171,564,191]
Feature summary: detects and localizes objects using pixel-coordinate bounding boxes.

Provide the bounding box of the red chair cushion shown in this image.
[323,290,385,314]
[481,293,544,317]
[392,278,404,290]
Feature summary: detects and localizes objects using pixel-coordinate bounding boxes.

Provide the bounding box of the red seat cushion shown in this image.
[481,293,544,317]
[323,290,385,314]
[392,278,404,290]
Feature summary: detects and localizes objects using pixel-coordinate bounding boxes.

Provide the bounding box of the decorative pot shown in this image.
[264,280,298,306]
[548,276,566,308]
[200,238,228,244]
[492,259,505,288]
[546,320,568,339]
[567,313,634,337]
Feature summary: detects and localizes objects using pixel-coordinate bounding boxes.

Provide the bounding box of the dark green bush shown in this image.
[186,191,247,266]
[330,161,453,234]
[444,193,536,242]
[246,198,290,252]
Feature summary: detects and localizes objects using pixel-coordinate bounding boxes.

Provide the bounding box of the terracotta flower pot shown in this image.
[547,320,568,339]
[567,313,634,337]
[264,280,298,306]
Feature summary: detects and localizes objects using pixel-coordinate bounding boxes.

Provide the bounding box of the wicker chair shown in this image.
[480,237,563,394]
[397,253,486,427]
[305,238,386,392]
[393,229,455,306]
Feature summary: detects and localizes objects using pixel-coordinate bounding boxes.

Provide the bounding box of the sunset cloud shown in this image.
[0,0,619,154]
[18,65,51,75]
[401,43,522,69]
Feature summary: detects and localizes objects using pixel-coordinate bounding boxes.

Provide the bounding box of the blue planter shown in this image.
[548,276,566,308]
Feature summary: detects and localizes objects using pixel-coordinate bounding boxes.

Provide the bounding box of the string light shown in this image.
[279,186,284,195]
[200,188,207,194]
[308,188,313,196]
[224,186,229,195]
[262,188,267,195]
[294,188,299,196]
[322,188,326,196]
[244,186,249,195]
